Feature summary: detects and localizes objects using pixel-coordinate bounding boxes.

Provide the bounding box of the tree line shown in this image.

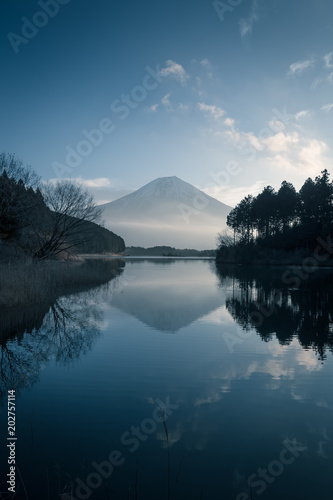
[0,152,125,260]
[218,169,333,261]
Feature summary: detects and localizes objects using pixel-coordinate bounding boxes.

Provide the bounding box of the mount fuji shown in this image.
[100,176,232,249]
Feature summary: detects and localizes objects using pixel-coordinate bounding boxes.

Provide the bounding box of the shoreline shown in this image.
[0,258,124,310]
[78,253,214,260]
[215,260,333,269]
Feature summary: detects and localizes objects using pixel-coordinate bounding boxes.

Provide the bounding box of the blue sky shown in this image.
[1,0,333,205]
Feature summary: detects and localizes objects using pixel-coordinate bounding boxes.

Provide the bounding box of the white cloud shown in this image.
[179,103,190,110]
[215,128,241,144]
[267,154,298,172]
[267,137,329,176]
[321,103,333,113]
[216,127,264,151]
[298,138,328,171]
[48,177,112,189]
[203,181,267,206]
[288,59,314,75]
[162,93,171,106]
[295,109,311,121]
[145,103,158,113]
[200,58,212,69]
[81,177,112,188]
[200,58,213,78]
[161,60,189,86]
[296,349,323,373]
[262,132,299,152]
[244,131,264,151]
[324,52,333,68]
[197,102,225,120]
[311,77,323,89]
[239,0,259,38]
[224,117,235,128]
[198,102,330,188]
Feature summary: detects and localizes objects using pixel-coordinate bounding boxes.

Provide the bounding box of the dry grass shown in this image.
[0,258,124,309]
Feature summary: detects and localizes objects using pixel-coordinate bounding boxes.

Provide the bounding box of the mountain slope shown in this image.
[101,176,232,249]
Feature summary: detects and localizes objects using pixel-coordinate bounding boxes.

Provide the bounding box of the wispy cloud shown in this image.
[298,138,328,172]
[295,109,311,121]
[262,132,299,152]
[49,177,112,189]
[161,60,189,86]
[200,58,212,69]
[200,58,213,78]
[321,103,333,113]
[288,59,314,75]
[324,52,333,68]
[81,177,112,188]
[239,0,259,39]
[145,103,158,113]
[311,77,323,89]
[205,105,330,179]
[215,128,264,151]
[162,93,171,106]
[203,181,267,206]
[197,102,225,120]
[224,117,235,128]
[264,136,329,177]
[307,52,333,88]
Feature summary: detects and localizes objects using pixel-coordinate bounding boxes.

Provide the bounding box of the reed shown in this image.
[0,258,122,309]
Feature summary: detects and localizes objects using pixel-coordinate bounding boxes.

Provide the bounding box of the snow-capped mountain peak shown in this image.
[101,176,231,249]
[134,176,197,200]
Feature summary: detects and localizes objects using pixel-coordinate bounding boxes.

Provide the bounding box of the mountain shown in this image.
[101,176,232,249]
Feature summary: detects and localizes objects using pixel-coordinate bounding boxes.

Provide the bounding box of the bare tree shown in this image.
[35,180,102,259]
[0,152,40,188]
[217,230,234,248]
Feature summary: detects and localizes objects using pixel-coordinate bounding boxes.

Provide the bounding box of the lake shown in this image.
[1,258,333,500]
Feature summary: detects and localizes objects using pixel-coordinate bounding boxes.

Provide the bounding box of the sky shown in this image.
[1,0,333,206]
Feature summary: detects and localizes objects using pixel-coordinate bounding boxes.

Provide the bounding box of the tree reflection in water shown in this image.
[0,259,125,403]
[215,264,333,361]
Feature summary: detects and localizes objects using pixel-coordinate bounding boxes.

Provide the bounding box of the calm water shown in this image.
[1,259,333,500]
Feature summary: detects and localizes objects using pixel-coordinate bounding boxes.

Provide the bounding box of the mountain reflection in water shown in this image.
[1,259,333,500]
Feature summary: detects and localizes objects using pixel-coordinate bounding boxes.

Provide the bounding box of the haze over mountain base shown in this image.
[101,176,232,249]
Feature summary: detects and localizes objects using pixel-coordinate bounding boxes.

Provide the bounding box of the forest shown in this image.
[125,246,216,257]
[217,169,333,265]
[0,152,125,262]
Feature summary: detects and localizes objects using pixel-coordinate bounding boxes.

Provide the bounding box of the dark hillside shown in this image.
[0,167,125,260]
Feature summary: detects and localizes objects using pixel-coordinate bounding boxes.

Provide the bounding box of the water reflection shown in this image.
[215,264,333,360]
[0,259,125,402]
[110,259,224,332]
[0,259,332,500]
